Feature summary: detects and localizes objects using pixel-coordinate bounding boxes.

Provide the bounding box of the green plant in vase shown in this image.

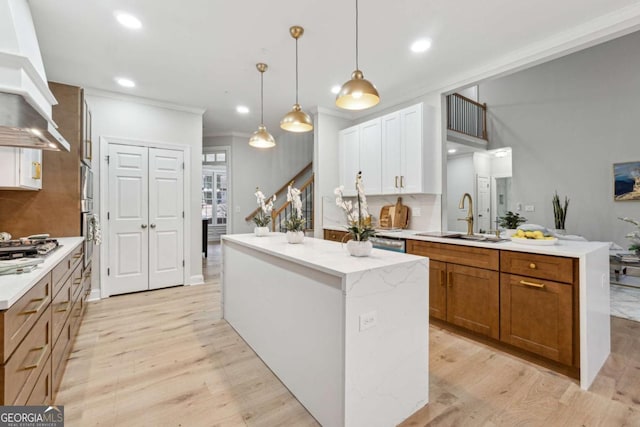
[284,183,305,243]
[335,172,375,256]
[552,191,569,232]
[498,211,527,229]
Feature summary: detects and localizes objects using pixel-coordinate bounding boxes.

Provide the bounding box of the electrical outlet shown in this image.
[359,311,377,331]
[525,205,535,212]
[412,208,421,217]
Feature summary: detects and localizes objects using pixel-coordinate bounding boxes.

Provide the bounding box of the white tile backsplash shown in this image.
[322,194,442,232]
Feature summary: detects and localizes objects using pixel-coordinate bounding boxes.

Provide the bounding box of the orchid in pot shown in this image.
[335,172,375,257]
[619,217,640,253]
[253,188,275,236]
[284,183,305,243]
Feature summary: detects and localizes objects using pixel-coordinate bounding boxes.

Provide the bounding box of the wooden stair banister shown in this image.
[271,174,314,232]
[244,162,313,222]
[446,93,488,140]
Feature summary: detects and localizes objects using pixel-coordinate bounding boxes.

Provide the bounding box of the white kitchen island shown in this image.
[221,233,430,427]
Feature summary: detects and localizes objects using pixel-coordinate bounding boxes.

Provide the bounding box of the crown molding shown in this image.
[84,87,206,114]
[309,105,354,120]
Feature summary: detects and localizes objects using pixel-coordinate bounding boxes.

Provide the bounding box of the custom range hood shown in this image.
[0,0,70,151]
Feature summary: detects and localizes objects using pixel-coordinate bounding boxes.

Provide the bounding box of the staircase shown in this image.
[244,162,314,232]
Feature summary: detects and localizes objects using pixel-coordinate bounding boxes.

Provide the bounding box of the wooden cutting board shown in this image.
[378,197,410,229]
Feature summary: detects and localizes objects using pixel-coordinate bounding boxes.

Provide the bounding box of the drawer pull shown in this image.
[23,345,48,370]
[448,271,453,288]
[529,263,537,269]
[20,298,48,315]
[440,270,446,287]
[520,280,545,289]
[55,302,70,313]
[73,253,83,259]
[73,278,82,285]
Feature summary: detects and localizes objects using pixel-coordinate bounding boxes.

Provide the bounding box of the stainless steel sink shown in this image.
[414,232,508,243]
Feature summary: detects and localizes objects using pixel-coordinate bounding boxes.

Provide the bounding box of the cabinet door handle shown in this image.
[20,297,48,315]
[448,271,453,288]
[32,162,42,180]
[395,176,398,188]
[400,176,405,188]
[56,301,70,313]
[23,345,48,370]
[520,280,545,289]
[529,263,537,269]
[440,270,446,287]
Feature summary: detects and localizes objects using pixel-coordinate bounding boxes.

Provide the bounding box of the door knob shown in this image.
[141,224,148,229]
[150,223,156,228]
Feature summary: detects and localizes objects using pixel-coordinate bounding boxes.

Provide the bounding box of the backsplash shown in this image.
[322,194,442,231]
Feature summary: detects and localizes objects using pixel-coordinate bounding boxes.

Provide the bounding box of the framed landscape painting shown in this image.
[614,161,640,201]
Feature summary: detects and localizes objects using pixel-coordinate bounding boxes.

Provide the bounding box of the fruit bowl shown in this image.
[510,236,558,246]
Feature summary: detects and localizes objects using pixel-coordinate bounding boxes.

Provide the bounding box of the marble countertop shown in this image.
[323,226,609,258]
[222,233,425,277]
[0,237,84,310]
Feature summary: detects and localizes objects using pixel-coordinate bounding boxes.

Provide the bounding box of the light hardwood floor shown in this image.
[57,243,640,426]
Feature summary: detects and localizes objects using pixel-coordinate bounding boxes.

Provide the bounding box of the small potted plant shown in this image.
[552,191,569,234]
[335,172,376,256]
[253,188,275,236]
[619,217,640,254]
[284,183,305,243]
[498,211,527,236]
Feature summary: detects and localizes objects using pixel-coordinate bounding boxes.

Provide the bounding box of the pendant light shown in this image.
[281,26,313,132]
[336,0,380,110]
[249,63,276,148]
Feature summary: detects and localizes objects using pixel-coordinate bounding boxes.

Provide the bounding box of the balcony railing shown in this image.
[447,93,487,140]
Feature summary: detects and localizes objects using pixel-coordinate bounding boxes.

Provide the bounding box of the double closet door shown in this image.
[106,144,184,296]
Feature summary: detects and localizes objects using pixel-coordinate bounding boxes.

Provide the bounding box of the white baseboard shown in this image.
[189,274,205,285]
[88,288,102,301]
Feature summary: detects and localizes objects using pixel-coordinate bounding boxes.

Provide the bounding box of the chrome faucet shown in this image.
[458,193,474,236]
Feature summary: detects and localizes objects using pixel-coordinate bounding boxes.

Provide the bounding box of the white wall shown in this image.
[86,91,204,291]
[479,29,640,246]
[447,153,475,232]
[312,109,353,237]
[204,130,313,234]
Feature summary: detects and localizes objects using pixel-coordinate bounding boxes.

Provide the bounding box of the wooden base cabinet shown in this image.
[500,273,573,365]
[408,240,500,339]
[323,229,351,243]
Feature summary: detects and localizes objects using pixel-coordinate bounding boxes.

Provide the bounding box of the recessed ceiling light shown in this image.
[410,38,432,53]
[115,77,136,88]
[448,148,457,154]
[331,85,341,94]
[115,12,142,30]
[236,105,250,114]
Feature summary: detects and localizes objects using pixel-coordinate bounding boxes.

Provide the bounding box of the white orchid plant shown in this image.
[253,188,276,227]
[284,183,305,232]
[335,172,375,241]
[619,217,640,252]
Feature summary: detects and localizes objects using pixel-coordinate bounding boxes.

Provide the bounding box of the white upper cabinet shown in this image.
[340,102,440,197]
[339,118,382,196]
[0,147,43,190]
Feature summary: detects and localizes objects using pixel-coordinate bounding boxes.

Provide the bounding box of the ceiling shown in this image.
[28,0,640,137]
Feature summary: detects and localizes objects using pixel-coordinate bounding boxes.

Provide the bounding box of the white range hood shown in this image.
[0,0,70,151]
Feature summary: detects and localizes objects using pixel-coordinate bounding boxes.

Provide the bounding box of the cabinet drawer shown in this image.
[501,251,574,284]
[500,273,573,365]
[52,316,72,396]
[407,240,499,271]
[26,355,51,406]
[324,229,351,243]
[52,275,73,346]
[1,273,51,363]
[70,263,83,302]
[52,243,83,296]
[1,304,51,405]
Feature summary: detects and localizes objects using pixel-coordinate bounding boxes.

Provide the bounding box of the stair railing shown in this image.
[271,174,314,232]
[446,93,487,140]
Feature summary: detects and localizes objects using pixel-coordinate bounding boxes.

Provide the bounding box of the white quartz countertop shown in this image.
[0,237,84,310]
[222,233,425,277]
[323,226,609,258]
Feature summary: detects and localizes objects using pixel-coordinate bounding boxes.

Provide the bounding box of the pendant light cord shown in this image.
[260,71,264,124]
[295,37,299,104]
[355,0,359,70]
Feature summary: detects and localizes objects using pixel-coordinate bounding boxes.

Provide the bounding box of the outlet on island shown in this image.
[359,311,377,331]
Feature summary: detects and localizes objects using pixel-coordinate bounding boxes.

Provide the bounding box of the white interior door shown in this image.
[477,176,491,232]
[148,148,184,289]
[107,144,149,295]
